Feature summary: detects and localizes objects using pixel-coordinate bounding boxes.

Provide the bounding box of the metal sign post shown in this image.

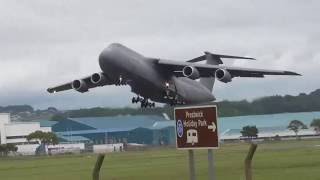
[188,150,196,180]
[208,149,216,180]
[174,105,219,180]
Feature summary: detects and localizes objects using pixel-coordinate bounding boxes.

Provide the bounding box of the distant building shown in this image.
[0,113,51,145]
[220,126,318,141]
[49,115,176,146]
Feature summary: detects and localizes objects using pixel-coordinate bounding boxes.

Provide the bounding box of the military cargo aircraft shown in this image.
[47,43,300,108]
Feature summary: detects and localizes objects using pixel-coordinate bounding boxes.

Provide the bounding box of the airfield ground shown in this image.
[0,139,319,180]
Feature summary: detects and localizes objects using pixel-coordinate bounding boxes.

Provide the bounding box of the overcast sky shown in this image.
[0,0,319,110]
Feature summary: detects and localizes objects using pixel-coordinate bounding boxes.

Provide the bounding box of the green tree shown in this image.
[6,144,18,152]
[50,114,68,121]
[0,144,18,156]
[241,126,259,140]
[0,145,5,156]
[27,131,59,145]
[310,118,320,134]
[287,120,307,139]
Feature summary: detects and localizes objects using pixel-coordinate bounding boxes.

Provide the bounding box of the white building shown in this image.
[220,126,318,141]
[47,143,85,155]
[93,143,124,153]
[0,113,88,155]
[0,113,51,145]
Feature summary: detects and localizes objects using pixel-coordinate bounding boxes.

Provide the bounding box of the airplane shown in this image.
[47,43,300,108]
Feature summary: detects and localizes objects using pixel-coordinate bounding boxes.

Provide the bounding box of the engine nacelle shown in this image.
[72,79,88,93]
[91,73,108,86]
[215,69,232,83]
[182,66,200,80]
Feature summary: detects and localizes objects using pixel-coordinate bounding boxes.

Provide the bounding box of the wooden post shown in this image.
[244,143,258,180]
[93,154,105,180]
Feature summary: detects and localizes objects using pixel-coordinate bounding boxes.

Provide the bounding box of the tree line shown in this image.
[217,89,320,117]
[241,118,320,140]
[0,105,34,113]
[3,88,320,120]
[60,89,320,119]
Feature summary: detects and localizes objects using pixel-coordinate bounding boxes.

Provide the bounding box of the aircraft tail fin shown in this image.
[199,52,221,92]
[193,51,254,91]
[188,52,255,64]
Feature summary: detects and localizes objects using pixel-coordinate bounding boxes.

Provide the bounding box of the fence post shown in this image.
[93,154,105,180]
[244,143,257,180]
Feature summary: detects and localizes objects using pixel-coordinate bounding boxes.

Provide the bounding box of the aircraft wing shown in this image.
[157,60,301,78]
[47,82,73,93]
[47,73,114,93]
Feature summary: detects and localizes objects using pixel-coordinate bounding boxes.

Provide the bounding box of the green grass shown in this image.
[1,140,320,180]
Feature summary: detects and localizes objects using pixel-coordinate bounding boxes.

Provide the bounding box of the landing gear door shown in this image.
[165,76,185,104]
[170,76,186,98]
[166,78,176,93]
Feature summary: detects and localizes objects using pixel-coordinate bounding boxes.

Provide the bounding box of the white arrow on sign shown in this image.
[208,122,216,132]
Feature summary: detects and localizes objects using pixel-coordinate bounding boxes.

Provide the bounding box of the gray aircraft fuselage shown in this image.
[99,43,215,104]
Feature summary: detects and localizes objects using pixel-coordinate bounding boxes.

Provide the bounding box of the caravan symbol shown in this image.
[187,129,198,145]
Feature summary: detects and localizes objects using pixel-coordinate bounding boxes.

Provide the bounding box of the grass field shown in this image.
[1,140,320,180]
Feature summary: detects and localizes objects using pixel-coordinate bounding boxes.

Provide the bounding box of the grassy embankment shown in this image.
[0,140,320,180]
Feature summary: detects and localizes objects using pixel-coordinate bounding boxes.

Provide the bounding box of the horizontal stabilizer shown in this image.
[188,51,256,63]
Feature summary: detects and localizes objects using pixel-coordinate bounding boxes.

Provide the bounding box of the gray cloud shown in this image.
[0,0,319,109]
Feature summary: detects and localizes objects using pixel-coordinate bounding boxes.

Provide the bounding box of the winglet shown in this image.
[47,88,54,93]
[283,71,302,76]
[47,88,59,93]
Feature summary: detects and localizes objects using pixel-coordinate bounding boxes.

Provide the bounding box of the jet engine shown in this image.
[182,66,200,80]
[215,69,232,83]
[72,79,88,93]
[91,73,108,86]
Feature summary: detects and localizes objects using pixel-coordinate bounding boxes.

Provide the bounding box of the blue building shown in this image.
[40,115,176,146]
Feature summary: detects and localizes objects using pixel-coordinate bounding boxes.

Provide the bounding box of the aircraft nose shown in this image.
[99,45,115,71]
[99,43,124,68]
[98,50,108,71]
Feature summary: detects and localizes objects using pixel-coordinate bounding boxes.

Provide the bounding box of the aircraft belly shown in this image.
[173,77,215,103]
[121,59,168,101]
[129,67,167,99]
